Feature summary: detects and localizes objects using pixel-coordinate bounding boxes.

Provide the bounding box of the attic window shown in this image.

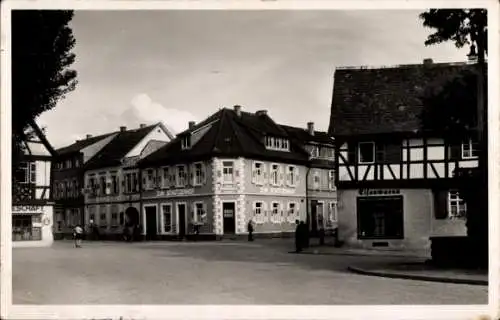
[181,135,191,150]
[265,136,290,152]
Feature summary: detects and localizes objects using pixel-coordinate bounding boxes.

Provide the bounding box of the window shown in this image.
[88,177,96,196]
[253,202,264,224]
[110,205,119,227]
[287,202,299,223]
[461,139,478,159]
[15,162,36,184]
[194,202,206,223]
[448,190,467,219]
[99,205,107,228]
[66,159,72,169]
[309,145,319,158]
[194,163,204,186]
[146,169,155,190]
[271,164,279,186]
[111,175,118,194]
[328,201,338,224]
[72,179,78,197]
[313,171,320,189]
[124,173,132,193]
[162,167,170,188]
[181,135,191,150]
[222,161,234,184]
[375,143,402,163]
[99,176,106,196]
[176,165,187,187]
[74,158,80,168]
[65,180,70,198]
[162,204,172,232]
[328,170,335,190]
[286,166,298,187]
[358,142,375,164]
[132,172,139,192]
[88,206,96,223]
[271,202,281,223]
[357,196,404,239]
[252,162,264,185]
[265,136,290,151]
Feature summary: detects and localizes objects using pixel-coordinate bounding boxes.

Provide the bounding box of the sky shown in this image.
[37,9,469,148]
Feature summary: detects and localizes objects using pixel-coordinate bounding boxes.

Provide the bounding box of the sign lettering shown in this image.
[12,205,43,213]
[156,188,195,197]
[358,189,401,196]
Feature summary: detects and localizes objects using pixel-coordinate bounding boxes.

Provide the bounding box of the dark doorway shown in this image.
[222,202,236,234]
[310,200,318,236]
[357,196,404,239]
[125,207,140,226]
[177,203,186,238]
[145,206,157,240]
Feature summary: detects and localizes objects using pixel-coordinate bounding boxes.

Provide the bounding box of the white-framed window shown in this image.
[271,201,281,223]
[162,167,171,188]
[193,202,207,224]
[461,138,479,159]
[448,190,467,219]
[328,201,338,225]
[253,201,266,224]
[286,165,298,187]
[328,170,335,190]
[287,202,299,223]
[252,161,264,185]
[176,165,187,187]
[309,145,319,158]
[162,203,173,232]
[16,162,36,184]
[110,205,119,227]
[193,162,204,186]
[98,176,106,196]
[66,159,72,169]
[320,146,335,159]
[111,175,118,194]
[271,164,280,186]
[312,170,320,190]
[358,142,375,164]
[265,136,290,151]
[145,169,155,190]
[99,205,107,228]
[181,135,191,150]
[222,161,234,184]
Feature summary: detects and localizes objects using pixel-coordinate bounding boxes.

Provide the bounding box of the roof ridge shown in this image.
[335,61,470,71]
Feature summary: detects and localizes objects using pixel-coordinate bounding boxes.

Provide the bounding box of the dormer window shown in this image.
[181,135,191,150]
[265,136,290,152]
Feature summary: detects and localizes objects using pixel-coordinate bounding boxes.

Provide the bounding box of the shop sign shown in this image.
[260,187,295,195]
[12,205,44,214]
[358,189,401,196]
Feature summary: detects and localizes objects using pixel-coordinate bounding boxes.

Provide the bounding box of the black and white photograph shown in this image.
[1,1,498,319]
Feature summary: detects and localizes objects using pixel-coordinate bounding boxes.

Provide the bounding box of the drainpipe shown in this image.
[305,165,311,228]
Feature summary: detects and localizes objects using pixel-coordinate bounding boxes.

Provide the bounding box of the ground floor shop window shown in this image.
[12,215,42,241]
[357,196,404,239]
[162,204,172,232]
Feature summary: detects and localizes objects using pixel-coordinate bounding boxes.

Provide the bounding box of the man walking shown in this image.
[73,224,83,248]
[247,219,254,241]
[294,219,302,253]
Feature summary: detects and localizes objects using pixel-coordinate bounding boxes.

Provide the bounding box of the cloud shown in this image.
[128,93,198,135]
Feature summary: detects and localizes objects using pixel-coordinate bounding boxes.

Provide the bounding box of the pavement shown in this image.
[12,238,488,305]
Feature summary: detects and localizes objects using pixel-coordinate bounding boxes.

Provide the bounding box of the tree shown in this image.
[420,9,488,268]
[12,10,78,168]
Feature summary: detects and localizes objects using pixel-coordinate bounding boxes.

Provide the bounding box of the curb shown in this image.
[300,250,427,260]
[347,266,488,286]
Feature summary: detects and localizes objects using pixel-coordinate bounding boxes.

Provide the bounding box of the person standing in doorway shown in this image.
[299,221,308,249]
[73,224,83,248]
[247,219,254,242]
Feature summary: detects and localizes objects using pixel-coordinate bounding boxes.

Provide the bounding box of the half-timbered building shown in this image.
[52,132,117,239]
[138,106,312,240]
[329,60,478,252]
[12,121,57,247]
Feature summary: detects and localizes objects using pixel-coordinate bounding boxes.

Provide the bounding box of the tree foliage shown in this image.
[12,10,78,164]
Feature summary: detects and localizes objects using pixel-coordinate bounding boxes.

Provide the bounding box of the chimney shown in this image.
[139,123,146,129]
[233,105,242,117]
[307,122,315,136]
[188,121,196,129]
[120,126,127,132]
[255,110,268,116]
[86,134,92,139]
[423,58,433,66]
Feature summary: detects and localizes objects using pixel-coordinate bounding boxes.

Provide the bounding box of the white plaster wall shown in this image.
[12,205,54,248]
[125,125,171,158]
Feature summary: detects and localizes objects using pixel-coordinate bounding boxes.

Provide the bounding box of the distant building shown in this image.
[329,60,478,252]
[82,123,174,239]
[52,132,118,239]
[138,105,337,240]
[12,121,57,247]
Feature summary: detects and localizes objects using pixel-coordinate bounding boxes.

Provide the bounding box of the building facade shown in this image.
[138,105,337,240]
[52,132,117,239]
[12,121,57,247]
[82,123,174,239]
[329,60,477,253]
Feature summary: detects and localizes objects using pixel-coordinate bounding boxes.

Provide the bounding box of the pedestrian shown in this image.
[73,224,83,248]
[247,219,254,241]
[299,221,309,249]
[294,219,302,253]
[318,214,325,246]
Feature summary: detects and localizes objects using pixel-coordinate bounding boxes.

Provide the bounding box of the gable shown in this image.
[125,124,172,158]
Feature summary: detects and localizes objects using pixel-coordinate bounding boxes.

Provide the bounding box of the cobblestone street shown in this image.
[13,239,487,305]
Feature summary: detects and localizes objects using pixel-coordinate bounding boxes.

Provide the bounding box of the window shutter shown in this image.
[434,190,448,219]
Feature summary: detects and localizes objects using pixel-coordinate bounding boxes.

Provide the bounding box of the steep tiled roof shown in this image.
[85,124,160,170]
[56,132,116,156]
[140,108,309,167]
[328,62,474,137]
[281,125,334,145]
